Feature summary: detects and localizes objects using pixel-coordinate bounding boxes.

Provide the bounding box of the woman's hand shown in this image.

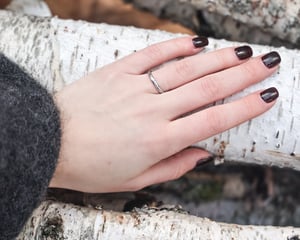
[50,36,280,193]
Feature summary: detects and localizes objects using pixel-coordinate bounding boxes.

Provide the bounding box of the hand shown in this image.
[50,36,280,193]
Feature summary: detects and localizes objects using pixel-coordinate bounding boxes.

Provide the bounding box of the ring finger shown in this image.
[145,45,253,93]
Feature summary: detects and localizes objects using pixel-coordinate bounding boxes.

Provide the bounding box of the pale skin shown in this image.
[50,36,279,193]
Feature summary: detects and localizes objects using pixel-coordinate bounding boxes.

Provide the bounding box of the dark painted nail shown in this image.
[235,45,253,60]
[192,36,209,48]
[262,51,281,68]
[194,156,214,170]
[260,87,279,103]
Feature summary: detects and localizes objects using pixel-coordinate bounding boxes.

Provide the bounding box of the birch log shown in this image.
[1,10,300,170]
[5,0,51,17]
[131,0,300,47]
[16,201,300,240]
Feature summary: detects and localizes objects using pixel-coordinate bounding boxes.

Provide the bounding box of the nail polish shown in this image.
[194,156,214,170]
[260,87,279,103]
[235,46,253,60]
[262,51,281,68]
[192,36,209,48]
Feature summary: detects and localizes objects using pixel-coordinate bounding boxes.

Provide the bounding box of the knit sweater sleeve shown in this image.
[0,54,61,239]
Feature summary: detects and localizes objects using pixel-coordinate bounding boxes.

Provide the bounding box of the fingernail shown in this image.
[262,51,281,68]
[235,45,253,60]
[194,156,214,170]
[192,36,209,48]
[260,87,279,103]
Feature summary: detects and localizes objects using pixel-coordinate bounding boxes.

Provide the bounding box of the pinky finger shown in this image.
[124,148,211,191]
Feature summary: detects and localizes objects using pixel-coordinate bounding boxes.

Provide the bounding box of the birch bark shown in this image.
[188,0,300,47]
[17,201,300,240]
[184,0,300,39]
[1,10,300,170]
[5,0,51,16]
[130,0,300,47]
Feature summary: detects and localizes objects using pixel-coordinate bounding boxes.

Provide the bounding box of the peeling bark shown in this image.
[130,0,300,48]
[5,0,51,16]
[1,10,300,170]
[189,0,300,47]
[186,0,300,40]
[16,201,300,239]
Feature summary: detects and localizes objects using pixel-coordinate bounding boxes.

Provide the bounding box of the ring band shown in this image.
[148,71,164,94]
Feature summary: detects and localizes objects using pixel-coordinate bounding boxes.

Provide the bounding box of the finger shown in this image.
[144,45,253,93]
[116,36,208,75]
[165,52,281,118]
[124,148,211,190]
[169,88,279,149]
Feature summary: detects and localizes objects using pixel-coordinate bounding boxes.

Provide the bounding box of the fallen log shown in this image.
[17,201,300,240]
[186,0,300,41]
[130,0,300,48]
[5,0,51,16]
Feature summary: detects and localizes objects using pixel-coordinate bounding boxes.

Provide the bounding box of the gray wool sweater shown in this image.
[0,54,61,239]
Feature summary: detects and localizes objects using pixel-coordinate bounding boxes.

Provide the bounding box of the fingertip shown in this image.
[234,45,253,60]
[262,51,281,69]
[192,36,209,48]
[193,155,215,171]
[260,87,279,104]
[182,147,212,170]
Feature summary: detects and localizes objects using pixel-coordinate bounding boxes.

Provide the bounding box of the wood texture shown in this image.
[130,0,300,47]
[17,201,300,239]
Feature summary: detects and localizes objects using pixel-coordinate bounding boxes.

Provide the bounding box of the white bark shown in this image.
[184,0,300,37]
[16,201,300,240]
[6,0,52,17]
[132,0,300,46]
[1,10,300,170]
[188,0,300,46]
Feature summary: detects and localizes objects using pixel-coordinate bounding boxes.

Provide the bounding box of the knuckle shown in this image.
[174,59,193,80]
[199,75,221,99]
[143,44,164,63]
[173,37,192,52]
[169,156,186,181]
[214,50,230,67]
[241,62,259,80]
[169,167,183,181]
[241,96,256,115]
[205,109,226,133]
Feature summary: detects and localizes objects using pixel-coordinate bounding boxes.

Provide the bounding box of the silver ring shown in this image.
[148,71,164,94]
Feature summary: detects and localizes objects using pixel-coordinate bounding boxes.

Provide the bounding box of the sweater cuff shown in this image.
[0,54,61,239]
